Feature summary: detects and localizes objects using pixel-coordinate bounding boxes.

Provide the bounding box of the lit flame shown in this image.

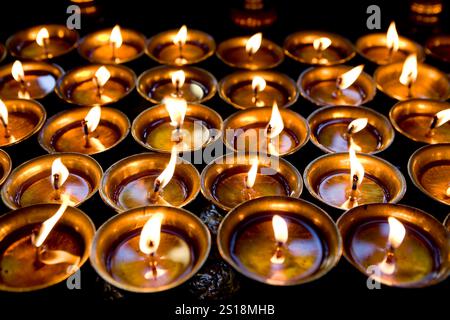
[433,109,450,128]
[171,70,186,88]
[11,60,25,82]
[0,99,8,126]
[32,194,71,248]
[313,37,332,51]
[266,101,284,139]
[347,118,368,135]
[387,217,406,249]
[164,97,187,129]
[84,106,101,133]
[349,145,364,187]
[252,76,266,93]
[386,21,399,53]
[36,27,49,47]
[245,32,262,55]
[272,215,288,244]
[51,158,69,189]
[139,213,164,255]
[246,158,258,188]
[110,25,123,49]
[399,54,417,87]
[173,25,187,46]
[446,186,450,197]
[94,66,111,87]
[337,65,364,90]
[154,146,177,190]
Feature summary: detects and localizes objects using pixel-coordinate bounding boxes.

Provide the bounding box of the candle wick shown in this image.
[149,252,158,280]
[111,41,117,62]
[253,88,258,105]
[81,120,91,148]
[178,42,183,60]
[407,81,413,98]
[43,40,49,59]
[429,115,438,130]
[148,180,161,203]
[0,119,10,138]
[94,77,103,99]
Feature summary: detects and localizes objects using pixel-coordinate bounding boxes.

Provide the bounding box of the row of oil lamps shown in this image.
[0,23,448,293]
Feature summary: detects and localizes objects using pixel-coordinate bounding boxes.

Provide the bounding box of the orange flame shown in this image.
[51,158,69,189]
[164,97,187,129]
[139,213,164,255]
[349,145,364,187]
[0,99,8,126]
[246,158,258,188]
[32,194,71,248]
[386,21,399,53]
[433,109,450,128]
[347,118,368,134]
[84,106,101,133]
[387,217,406,249]
[171,70,186,88]
[272,215,288,244]
[11,60,25,83]
[245,33,262,55]
[173,25,187,46]
[94,66,111,87]
[313,37,332,51]
[337,65,364,90]
[399,54,418,87]
[266,101,284,139]
[110,25,123,49]
[154,146,178,190]
[252,76,266,93]
[36,27,50,47]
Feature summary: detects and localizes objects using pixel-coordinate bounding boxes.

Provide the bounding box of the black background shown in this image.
[0,0,448,318]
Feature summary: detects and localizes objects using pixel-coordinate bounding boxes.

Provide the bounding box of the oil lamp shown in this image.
[201,153,302,211]
[283,31,355,66]
[146,25,215,66]
[425,34,450,64]
[0,60,63,99]
[356,21,425,65]
[78,25,146,64]
[374,53,450,101]
[90,206,211,292]
[304,146,406,210]
[307,105,395,154]
[390,99,450,144]
[338,203,448,287]
[298,65,376,107]
[0,203,95,292]
[56,64,136,106]
[216,32,284,69]
[0,149,11,186]
[6,25,79,61]
[38,106,130,155]
[100,149,200,212]
[1,153,102,209]
[0,98,46,147]
[132,98,223,153]
[408,144,450,206]
[223,102,309,156]
[217,196,342,285]
[137,66,217,104]
[219,70,298,109]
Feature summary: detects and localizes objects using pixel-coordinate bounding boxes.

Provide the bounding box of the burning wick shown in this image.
[81,106,101,148]
[31,194,79,272]
[245,32,262,60]
[265,101,284,155]
[171,70,186,97]
[93,66,111,99]
[446,185,450,198]
[149,146,177,203]
[378,217,406,275]
[11,60,30,99]
[243,158,258,200]
[313,37,331,60]
[399,54,417,98]
[51,158,69,201]
[36,27,50,59]
[251,76,266,106]
[0,99,10,138]
[110,25,123,63]
[332,65,364,98]
[427,108,450,136]
[139,213,164,280]
[164,97,187,143]
[173,25,187,63]
[342,146,364,209]
[386,21,399,62]
[270,215,288,265]
[346,118,368,151]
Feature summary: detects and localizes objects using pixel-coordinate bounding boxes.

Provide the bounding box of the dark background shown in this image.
[0,0,448,318]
